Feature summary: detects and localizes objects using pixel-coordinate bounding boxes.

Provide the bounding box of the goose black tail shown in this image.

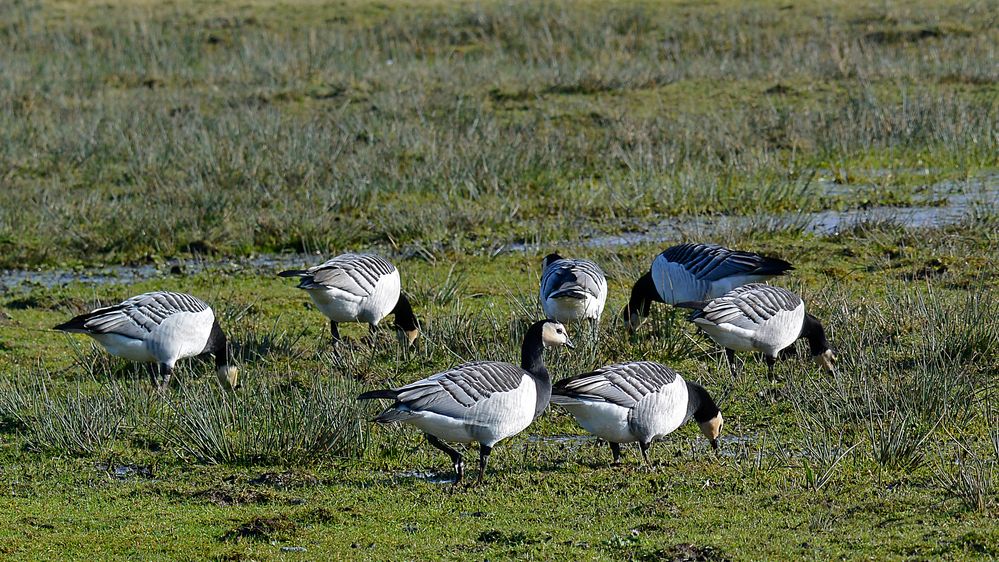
[756,256,794,276]
[277,269,308,278]
[674,300,708,311]
[53,317,89,332]
[358,389,399,400]
[53,305,125,332]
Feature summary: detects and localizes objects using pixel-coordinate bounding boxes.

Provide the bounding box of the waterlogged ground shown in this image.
[1,0,998,559]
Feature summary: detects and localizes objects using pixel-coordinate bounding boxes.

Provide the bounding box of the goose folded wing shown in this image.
[664,244,782,281]
[695,285,801,329]
[80,292,209,338]
[543,261,604,299]
[306,255,395,296]
[554,362,679,408]
[393,361,527,418]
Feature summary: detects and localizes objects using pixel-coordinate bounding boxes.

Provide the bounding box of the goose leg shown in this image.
[426,434,464,484]
[638,441,652,466]
[477,444,492,484]
[158,364,173,392]
[330,321,341,343]
[725,349,738,378]
[765,355,777,382]
[588,317,600,339]
[365,323,378,345]
[609,442,622,465]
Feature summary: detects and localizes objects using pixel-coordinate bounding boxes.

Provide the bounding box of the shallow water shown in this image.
[0,253,316,293]
[394,469,456,485]
[510,172,998,251]
[2,175,994,291]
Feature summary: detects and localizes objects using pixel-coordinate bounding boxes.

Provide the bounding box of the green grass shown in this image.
[1,0,997,267]
[1,0,999,559]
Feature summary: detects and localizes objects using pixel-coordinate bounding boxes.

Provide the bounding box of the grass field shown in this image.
[1,0,998,559]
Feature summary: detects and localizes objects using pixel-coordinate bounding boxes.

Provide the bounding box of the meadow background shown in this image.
[0,0,997,559]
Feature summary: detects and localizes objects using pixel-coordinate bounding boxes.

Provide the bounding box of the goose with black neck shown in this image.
[551,361,723,464]
[358,320,574,484]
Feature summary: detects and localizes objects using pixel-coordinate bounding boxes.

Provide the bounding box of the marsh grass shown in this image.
[1,0,996,267]
[0,0,998,558]
[159,374,371,465]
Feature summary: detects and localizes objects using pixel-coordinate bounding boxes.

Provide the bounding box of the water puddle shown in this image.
[0,254,316,293]
[2,175,994,290]
[94,462,154,480]
[507,173,998,252]
[526,433,596,454]
[394,469,455,485]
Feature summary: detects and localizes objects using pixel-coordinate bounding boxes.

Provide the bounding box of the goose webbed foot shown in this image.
[150,364,173,393]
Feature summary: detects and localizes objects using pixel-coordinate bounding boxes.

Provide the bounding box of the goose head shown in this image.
[698,412,724,451]
[541,321,575,349]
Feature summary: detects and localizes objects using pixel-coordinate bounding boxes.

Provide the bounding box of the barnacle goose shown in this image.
[539,253,608,324]
[678,283,835,379]
[623,243,793,332]
[54,291,237,391]
[358,320,574,484]
[279,253,419,345]
[551,361,722,464]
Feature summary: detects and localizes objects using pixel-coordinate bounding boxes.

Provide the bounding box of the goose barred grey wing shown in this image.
[57,291,210,339]
[690,284,802,329]
[390,361,527,419]
[662,243,792,281]
[541,259,606,300]
[553,361,679,409]
[298,254,396,297]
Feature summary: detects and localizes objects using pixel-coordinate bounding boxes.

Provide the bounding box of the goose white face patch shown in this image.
[698,412,724,441]
[541,322,571,348]
[217,365,239,390]
[815,349,836,372]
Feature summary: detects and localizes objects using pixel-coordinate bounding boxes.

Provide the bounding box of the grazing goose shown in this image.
[677,283,835,379]
[551,361,722,464]
[358,320,573,484]
[623,243,793,331]
[54,291,237,390]
[539,253,608,324]
[279,253,419,345]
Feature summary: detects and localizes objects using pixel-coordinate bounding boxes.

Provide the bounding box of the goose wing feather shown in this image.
[662,243,791,281]
[390,361,527,419]
[58,291,210,339]
[552,361,679,408]
[541,259,606,300]
[691,284,802,329]
[296,254,396,297]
